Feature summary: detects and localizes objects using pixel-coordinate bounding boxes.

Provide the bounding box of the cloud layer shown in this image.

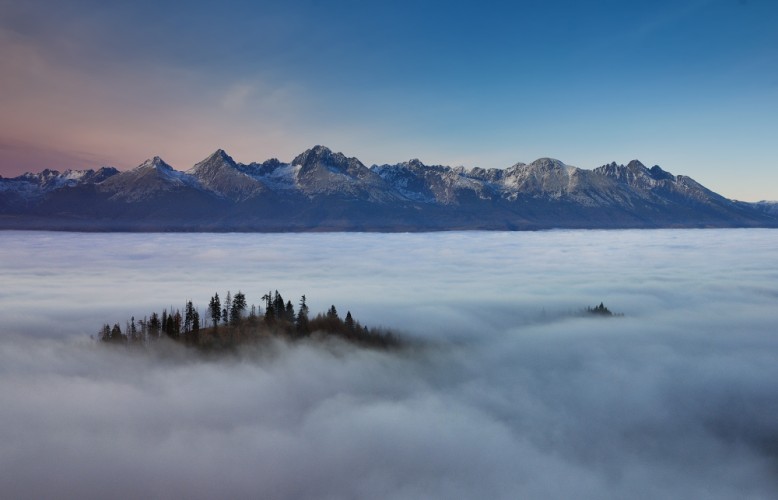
[1,229,777,499]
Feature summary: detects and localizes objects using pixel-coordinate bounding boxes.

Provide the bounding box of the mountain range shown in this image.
[1,145,775,231]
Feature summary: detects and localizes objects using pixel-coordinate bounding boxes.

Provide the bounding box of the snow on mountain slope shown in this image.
[750,200,778,216]
[0,167,119,198]
[98,157,201,202]
[247,162,301,191]
[3,145,776,229]
[187,149,267,201]
[291,145,398,202]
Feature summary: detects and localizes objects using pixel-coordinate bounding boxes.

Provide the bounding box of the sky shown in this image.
[0,0,776,200]
[2,229,778,498]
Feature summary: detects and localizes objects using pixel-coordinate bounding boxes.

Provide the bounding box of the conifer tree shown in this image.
[224,291,232,324]
[264,303,275,324]
[231,291,247,325]
[99,324,111,342]
[165,315,175,338]
[184,301,195,333]
[285,300,295,322]
[262,292,275,324]
[273,290,285,319]
[173,310,182,338]
[149,312,161,339]
[192,310,200,333]
[209,293,221,329]
[110,323,125,343]
[296,295,309,335]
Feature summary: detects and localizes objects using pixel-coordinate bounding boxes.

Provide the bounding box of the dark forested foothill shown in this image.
[98,290,401,352]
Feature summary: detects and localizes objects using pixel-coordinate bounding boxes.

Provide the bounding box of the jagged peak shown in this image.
[405,158,426,168]
[208,148,234,162]
[527,157,567,169]
[649,165,675,181]
[261,157,282,168]
[188,149,241,177]
[196,148,237,166]
[594,160,682,187]
[292,145,365,171]
[293,145,334,164]
[137,156,173,171]
[18,168,60,180]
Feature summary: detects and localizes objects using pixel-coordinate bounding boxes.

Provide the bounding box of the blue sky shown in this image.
[1,0,776,200]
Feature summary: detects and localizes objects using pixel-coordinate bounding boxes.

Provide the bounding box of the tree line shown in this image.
[98,289,400,350]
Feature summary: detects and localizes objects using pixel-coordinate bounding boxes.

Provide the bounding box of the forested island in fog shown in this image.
[98,287,621,355]
[98,289,401,351]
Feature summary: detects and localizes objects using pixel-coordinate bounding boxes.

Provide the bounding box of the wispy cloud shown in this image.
[0,22,314,172]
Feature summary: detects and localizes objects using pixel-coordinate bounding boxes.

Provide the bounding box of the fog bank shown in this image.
[1,229,777,498]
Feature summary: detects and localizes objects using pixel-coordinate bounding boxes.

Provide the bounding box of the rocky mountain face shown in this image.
[1,146,775,231]
[750,200,778,216]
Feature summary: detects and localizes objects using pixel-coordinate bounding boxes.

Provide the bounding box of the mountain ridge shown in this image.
[1,146,775,231]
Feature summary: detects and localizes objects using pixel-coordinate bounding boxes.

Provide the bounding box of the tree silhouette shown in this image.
[587,302,613,316]
[99,289,402,351]
[296,295,309,335]
[149,312,161,339]
[209,293,221,329]
[230,291,247,325]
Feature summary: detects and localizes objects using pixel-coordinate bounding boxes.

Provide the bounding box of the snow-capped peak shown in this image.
[137,156,173,171]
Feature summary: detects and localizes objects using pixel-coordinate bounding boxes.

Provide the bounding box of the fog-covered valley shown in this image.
[1,230,777,499]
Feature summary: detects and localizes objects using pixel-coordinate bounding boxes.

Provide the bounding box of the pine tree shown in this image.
[209,293,221,329]
[139,317,148,343]
[99,324,111,342]
[264,304,275,324]
[262,292,275,324]
[149,312,161,339]
[130,316,138,342]
[110,323,125,343]
[296,295,309,335]
[173,310,182,338]
[224,291,232,324]
[345,311,355,332]
[231,291,247,325]
[184,300,195,334]
[192,310,200,333]
[273,290,285,319]
[285,300,295,322]
[165,315,174,338]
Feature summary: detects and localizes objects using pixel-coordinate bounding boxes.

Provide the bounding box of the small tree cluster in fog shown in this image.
[584,302,623,317]
[99,289,400,351]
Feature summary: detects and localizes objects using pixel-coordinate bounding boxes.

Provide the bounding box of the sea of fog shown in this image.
[1,229,777,499]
